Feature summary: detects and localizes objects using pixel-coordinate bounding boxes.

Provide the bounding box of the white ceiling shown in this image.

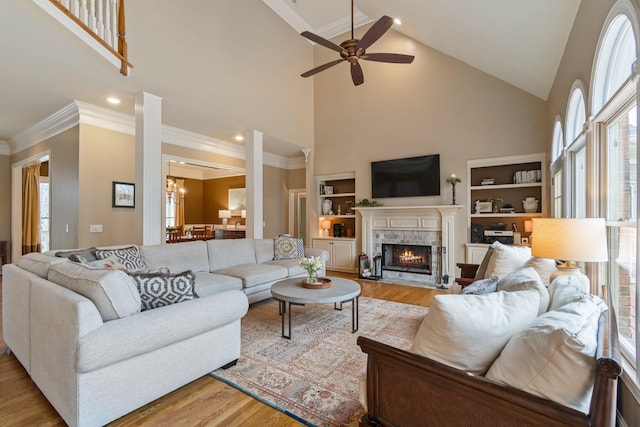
[264,0,581,100]
[0,0,580,157]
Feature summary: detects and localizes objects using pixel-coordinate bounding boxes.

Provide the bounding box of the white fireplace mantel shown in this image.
[355,205,463,279]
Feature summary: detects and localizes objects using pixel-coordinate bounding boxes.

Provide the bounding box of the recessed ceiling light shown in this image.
[394,18,402,25]
[235,135,244,141]
[106,97,121,105]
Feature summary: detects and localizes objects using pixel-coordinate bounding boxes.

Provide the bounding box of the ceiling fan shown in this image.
[300,0,415,86]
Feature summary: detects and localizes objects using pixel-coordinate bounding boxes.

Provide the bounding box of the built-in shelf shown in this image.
[469,183,543,191]
[319,192,356,198]
[470,213,543,218]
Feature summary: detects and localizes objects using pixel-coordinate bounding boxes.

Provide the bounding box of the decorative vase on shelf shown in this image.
[322,199,332,215]
[523,197,539,213]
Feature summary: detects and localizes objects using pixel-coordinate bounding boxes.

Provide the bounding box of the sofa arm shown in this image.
[304,247,328,262]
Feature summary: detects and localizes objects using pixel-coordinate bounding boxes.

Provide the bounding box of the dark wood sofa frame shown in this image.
[357,288,621,427]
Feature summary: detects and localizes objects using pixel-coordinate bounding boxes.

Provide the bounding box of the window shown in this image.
[39,178,50,252]
[590,7,638,379]
[553,171,563,218]
[573,146,587,218]
[552,120,565,162]
[566,88,586,143]
[166,192,176,227]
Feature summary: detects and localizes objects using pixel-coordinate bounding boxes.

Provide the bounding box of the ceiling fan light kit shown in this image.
[300,0,414,86]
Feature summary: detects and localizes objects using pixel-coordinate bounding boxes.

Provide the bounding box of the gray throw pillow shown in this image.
[461,276,499,295]
[128,270,196,311]
[55,247,98,262]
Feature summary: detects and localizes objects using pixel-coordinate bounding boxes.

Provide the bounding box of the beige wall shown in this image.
[264,165,290,238]
[78,125,135,247]
[288,168,306,189]
[312,25,549,262]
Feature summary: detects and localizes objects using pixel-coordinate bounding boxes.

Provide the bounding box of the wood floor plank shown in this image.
[0,271,441,426]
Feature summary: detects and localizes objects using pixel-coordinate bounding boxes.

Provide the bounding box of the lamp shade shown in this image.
[218,209,232,219]
[321,220,331,230]
[531,218,608,262]
[524,219,533,233]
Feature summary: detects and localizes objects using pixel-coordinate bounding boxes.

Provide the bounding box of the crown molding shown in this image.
[0,140,10,156]
[287,156,306,170]
[9,100,302,169]
[9,101,79,153]
[262,0,311,33]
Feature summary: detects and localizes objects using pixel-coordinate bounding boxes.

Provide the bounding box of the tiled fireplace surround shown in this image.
[356,206,462,285]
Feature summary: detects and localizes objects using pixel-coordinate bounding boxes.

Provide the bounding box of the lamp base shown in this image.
[323,229,329,237]
[222,219,228,230]
[549,263,589,292]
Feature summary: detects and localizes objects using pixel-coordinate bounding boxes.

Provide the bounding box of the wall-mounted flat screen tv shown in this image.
[371,154,440,198]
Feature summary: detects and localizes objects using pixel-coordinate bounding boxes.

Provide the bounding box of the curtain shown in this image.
[22,162,41,254]
[176,178,185,228]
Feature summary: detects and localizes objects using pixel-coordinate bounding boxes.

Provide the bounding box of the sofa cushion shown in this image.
[77,289,249,373]
[474,243,497,280]
[497,267,549,315]
[128,270,196,311]
[485,297,606,414]
[460,275,498,295]
[193,271,243,297]
[524,256,558,287]
[274,235,304,260]
[410,290,540,375]
[483,242,532,279]
[548,275,591,311]
[140,240,209,273]
[207,239,257,271]
[215,263,288,288]
[18,252,68,279]
[48,262,141,321]
[255,238,276,264]
[95,246,147,272]
[55,247,98,262]
[268,258,306,277]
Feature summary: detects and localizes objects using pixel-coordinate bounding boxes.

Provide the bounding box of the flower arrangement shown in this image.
[299,256,323,284]
[445,174,461,185]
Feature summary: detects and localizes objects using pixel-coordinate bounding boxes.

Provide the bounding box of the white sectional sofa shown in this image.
[2,238,328,427]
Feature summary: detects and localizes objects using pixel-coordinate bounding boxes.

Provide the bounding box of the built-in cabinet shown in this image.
[312,237,357,272]
[315,172,357,272]
[466,153,547,262]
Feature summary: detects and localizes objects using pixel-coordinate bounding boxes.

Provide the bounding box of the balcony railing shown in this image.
[38,0,132,75]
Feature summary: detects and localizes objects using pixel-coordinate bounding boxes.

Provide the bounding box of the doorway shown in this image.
[288,189,306,244]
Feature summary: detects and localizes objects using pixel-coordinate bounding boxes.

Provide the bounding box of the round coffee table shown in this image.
[271,276,361,339]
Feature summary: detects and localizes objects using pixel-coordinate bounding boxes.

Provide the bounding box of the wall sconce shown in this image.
[321,219,331,237]
[219,209,232,229]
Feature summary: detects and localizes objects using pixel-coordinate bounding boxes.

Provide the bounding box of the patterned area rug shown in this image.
[210,296,428,426]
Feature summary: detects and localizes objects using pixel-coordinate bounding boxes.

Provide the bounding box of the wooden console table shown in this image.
[214,229,246,239]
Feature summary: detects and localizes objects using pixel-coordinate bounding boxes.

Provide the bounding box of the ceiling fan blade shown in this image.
[301,31,345,54]
[356,15,393,51]
[301,58,345,77]
[362,53,415,64]
[351,62,364,86]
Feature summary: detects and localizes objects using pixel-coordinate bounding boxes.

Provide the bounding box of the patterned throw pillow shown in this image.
[274,235,305,260]
[128,270,196,311]
[96,246,147,272]
[461,276,499,295]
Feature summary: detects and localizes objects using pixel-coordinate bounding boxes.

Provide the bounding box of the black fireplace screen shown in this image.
[381,244,432,275]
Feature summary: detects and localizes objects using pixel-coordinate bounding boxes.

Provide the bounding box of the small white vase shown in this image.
[322,199,332,215]
[522,198,539,213]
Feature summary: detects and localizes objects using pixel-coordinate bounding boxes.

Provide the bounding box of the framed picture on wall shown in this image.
[112,181,135,208]
[228,188,246,216]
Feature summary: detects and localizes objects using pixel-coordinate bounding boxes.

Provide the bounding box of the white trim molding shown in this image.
[0,140,10,156]
[8,100,305,169]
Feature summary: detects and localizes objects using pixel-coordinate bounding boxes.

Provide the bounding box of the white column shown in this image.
[246,130,263,239]
[135,92,163,246]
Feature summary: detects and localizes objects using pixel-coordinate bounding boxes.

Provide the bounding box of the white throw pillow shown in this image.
[548,275,591,311]
[483,242,531,279]
[498,267,550,315]
[524,256,558,287]
[485,297,606,414]
[410,290,540,375]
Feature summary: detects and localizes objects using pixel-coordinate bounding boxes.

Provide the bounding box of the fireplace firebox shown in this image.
[381,244,432,275]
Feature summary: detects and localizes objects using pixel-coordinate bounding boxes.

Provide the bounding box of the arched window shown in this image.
[592,14,636,113]
[552,119,564,162]
[565,87,586,144]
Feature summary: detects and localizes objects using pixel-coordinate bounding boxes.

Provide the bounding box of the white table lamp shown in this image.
[219,209,232,229]
[321,219,332,237]
[531,218,608,291]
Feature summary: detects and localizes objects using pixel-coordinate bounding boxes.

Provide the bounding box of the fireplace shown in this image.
[382,244,432,275]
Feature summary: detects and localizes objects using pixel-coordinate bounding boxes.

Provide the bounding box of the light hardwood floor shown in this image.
[0,272,445,426]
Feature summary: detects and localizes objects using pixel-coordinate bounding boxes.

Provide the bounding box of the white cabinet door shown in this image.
[312,239,333,267]
[332,240,356,272]
[465,243,489,264]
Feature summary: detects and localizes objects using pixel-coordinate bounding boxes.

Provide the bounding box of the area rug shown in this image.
[210,297,429,427]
